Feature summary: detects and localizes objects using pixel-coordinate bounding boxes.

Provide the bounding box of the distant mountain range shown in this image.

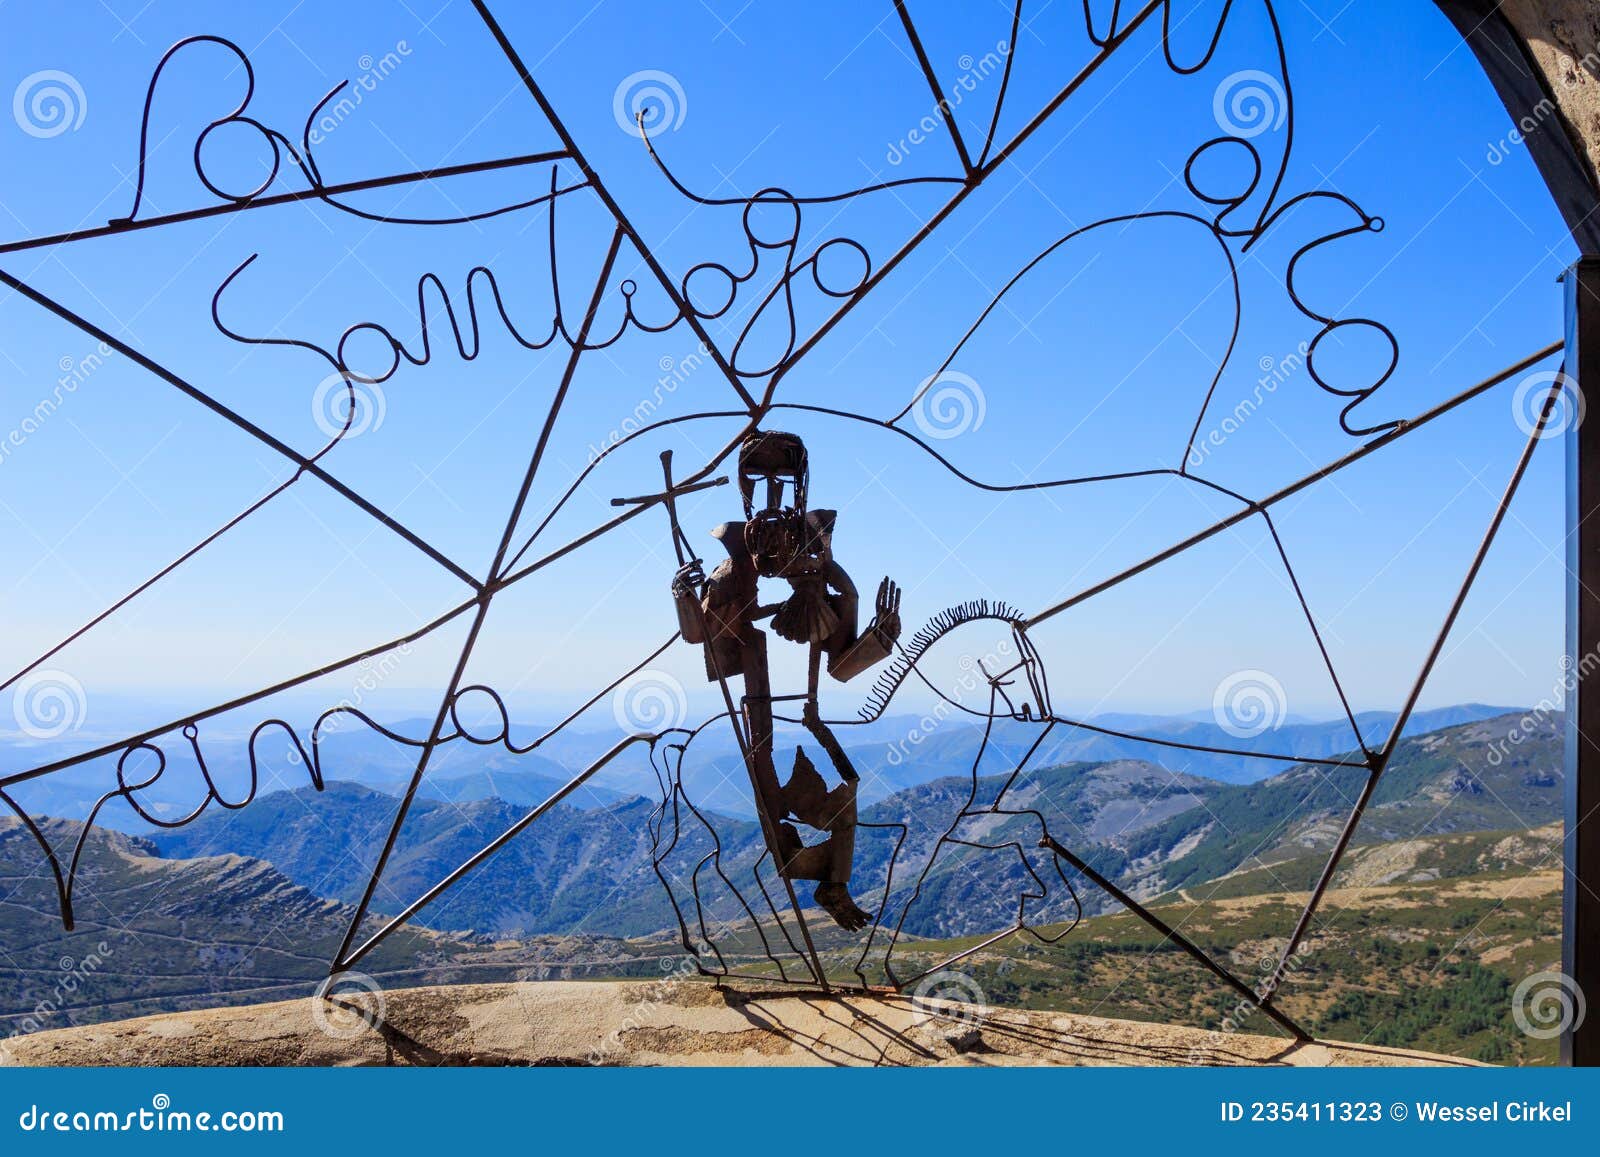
[1,702,1524,827]
[145,710,1561,940]
[153,786,747,939]
[0,709,1564,1041]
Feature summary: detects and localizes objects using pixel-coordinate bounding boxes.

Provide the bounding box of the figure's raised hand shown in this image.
[870,577,902,642]
[671,558,705,598]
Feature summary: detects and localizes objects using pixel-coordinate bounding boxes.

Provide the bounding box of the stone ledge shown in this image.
[0,981,1484,1068]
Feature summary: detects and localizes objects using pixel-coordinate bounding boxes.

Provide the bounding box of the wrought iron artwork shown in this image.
[0,0,1572,1043]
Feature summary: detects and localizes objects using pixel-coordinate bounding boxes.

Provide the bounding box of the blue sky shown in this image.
[0,0,1578,747]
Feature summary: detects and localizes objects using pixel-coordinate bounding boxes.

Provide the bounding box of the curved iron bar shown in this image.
[0,32,601,699]
[646,741,737,978]
[646,711,832,989]
[975,0,1024,171]
[210,169,674,384]
[644,725,808,983]
[653,671,1078,992]
[849,819,912,990]
[632,0,1365,403]
[116,35,568,230]
[869,696,1078,989]
[0,790,76,930]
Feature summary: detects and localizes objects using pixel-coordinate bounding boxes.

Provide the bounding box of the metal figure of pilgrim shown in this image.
[670,430,902,930]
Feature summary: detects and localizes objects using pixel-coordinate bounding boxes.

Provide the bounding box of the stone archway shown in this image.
[1439,1,1600,246]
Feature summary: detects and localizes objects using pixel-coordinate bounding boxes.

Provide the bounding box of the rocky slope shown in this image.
[0,816,654,1037]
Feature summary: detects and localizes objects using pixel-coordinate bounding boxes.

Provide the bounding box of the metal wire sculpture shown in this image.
[0,0,1572,1043]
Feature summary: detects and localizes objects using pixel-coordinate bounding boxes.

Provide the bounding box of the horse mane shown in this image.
[858,599,1024,721]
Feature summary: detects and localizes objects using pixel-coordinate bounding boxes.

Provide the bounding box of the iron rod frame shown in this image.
[0,1,1572,1046]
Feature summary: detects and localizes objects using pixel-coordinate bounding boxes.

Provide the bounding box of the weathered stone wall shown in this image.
[1504,1,1600,178]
